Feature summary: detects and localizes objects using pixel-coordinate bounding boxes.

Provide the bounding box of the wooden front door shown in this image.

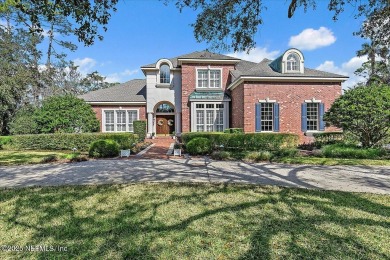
[156,115,175,135]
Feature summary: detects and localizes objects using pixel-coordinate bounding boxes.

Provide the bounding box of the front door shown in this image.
[156,115,174,135]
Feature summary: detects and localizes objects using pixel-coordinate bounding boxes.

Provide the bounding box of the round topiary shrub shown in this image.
[89,139,120,158]
[186,137,212,155]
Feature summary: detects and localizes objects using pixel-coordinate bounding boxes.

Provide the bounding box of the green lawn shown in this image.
[0,150,85,166]
[0,183,389,259]
[275,156,390,166]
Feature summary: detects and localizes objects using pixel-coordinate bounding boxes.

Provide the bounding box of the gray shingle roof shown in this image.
[232,58,347,80]
[141,50,240,68]
[79,79,146,102]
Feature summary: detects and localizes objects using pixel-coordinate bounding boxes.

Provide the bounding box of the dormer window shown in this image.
[286,53,300,72]
[160,64,170,84]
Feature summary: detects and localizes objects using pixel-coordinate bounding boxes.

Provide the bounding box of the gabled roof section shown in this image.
[79,79,146,103]
[141,50,241,70]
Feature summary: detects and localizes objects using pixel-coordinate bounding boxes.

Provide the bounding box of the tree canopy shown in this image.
[34,94,100,133]
[172,0,389,52]
[324,84,390,148]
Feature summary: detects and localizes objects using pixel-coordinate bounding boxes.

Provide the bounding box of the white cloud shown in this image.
[316,56,367,89]
[105,69,139,83]
[226,47,280,62]
[289,27,336,50]
[73,57,97,75]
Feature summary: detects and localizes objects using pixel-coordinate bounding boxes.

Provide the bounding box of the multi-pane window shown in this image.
[197,70,208,88]
[286,53,299,71]
[104,110,138,132]
[128,111,138,132]
[209,70,221,88]
[306,103,319,131]
[197,69,222,88]
[261,103,273,131]
[160,64,170,83]
[116,111,126,132]
[196,104,205,132]
[194,103,225,132]
[105,111,115,132]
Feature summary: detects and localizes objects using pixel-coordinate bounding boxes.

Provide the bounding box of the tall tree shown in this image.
[171,0,389,52]
[0,0,118,46]
[0,13,35,134]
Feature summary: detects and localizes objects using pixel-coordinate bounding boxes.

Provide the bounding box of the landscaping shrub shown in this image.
[186,137,212,155]
[313,132,344,148]
[134,120,147,141]
[182,133,299,152]
[223,128,244,134]
[211,151,231,160]
[321,144,387,159]
[273,148,299,158]
[89,139,120,158]
[9,133,137,151]
[0,136,12,150]
[244,151,272,162]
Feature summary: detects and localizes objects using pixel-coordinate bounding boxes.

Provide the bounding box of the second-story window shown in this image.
[197,68,222,88]
[160,64,170,83]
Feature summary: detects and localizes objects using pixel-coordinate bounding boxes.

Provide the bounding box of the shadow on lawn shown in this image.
[0,184,389,259]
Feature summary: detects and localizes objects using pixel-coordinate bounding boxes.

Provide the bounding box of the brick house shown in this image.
[80,49,347,142]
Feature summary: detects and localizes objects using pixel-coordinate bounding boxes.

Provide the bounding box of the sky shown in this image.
[62,0,368,88]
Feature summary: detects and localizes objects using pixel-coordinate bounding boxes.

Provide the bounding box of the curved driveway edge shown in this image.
[0,158,389,194]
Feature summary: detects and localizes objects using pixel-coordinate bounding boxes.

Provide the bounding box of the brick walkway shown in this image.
[141,137,175,159]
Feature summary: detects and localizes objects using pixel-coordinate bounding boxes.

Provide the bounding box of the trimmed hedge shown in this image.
[89,139,120,158]
[182,132,299,151]
[313,132,344,147]
[134,120,147,141]
[223,128,244,134]
[0,136,12,149]
[8,133,137,151]
[186,137,212,155]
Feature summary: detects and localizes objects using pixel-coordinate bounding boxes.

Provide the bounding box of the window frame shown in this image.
[260,102,274,132]
[306,102,319,131]
[196,68,223,89]
[191,102,228,132]
[286,53,300,72]
[102,109,139,132]
[159,64,171,84]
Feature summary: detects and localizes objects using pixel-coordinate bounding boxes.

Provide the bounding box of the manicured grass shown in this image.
[0,150,83,166]
[0,183,389,259]
[275,156,390,166]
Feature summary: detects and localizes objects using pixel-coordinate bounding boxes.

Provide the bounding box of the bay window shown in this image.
[192,102,227,132]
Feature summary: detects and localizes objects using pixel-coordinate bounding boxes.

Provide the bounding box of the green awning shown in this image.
[188,91,231,101]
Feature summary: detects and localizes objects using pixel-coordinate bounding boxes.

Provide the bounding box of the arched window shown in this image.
[156,103,174,113]
[160,64,170,83]
[286,53,300,72]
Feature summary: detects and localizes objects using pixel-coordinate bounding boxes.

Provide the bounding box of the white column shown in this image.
[175,112,181,135]
[147,112,154,135]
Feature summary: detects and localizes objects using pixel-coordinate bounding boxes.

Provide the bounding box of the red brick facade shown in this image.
[231,81,342,142]
[180,63,235,132]
[91,105,146,132]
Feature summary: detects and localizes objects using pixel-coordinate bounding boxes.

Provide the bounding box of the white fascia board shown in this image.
[87,101,146,106]
[227,76,349,90]
[178,59,240,65]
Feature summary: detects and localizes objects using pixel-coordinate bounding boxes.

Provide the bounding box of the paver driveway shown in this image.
[0,158,389,194]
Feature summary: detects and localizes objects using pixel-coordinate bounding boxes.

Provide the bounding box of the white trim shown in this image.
[196,67,223,89]
[258,98,276,103]
[156,59,173,69]
[102,108,139,133]
[227,76,348,91]
[177,59,239,65]
[87,101,146,105]
[305,97,322,103]
[282,49,304,74]
[191,102,229,132]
